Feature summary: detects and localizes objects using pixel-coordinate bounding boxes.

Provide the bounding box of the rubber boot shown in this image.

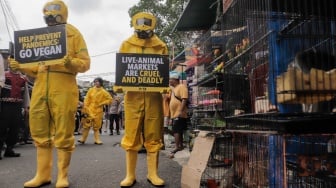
[147,152,164,187]
[93,130,103,145]
[24,147,53,188]
[120,150,138,187]
[55,150,72,188]
[77,128,89,144]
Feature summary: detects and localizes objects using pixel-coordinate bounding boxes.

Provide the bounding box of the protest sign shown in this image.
[14,25,66,67]
[114,53,169,93]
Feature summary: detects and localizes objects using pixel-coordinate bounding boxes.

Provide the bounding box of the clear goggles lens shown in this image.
[136,18,152,26]
[44,4,61,11]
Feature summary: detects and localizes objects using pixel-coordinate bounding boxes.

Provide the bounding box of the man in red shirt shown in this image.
[0,66,28,159]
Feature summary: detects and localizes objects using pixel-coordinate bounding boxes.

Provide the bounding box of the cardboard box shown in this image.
[255,96,277,113]
[276,68,336,103]
[310,68,336,90]
[181,131,215,188]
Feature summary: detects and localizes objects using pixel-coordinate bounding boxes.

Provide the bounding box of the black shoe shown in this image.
[117,131,120,135]
[4,150,21,157]
[25,141,33,144]
[109,132,113,136]
[170,147,184,154]
[77,140,85,144]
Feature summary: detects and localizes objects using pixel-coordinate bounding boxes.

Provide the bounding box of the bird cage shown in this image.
[220,0,336,187]
[220,0,336,115]
[199,132,234,188]
[227,131,336,188]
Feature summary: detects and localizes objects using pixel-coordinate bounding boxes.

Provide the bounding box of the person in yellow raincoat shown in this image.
[9,0,90,187]
[119,12,168,187]
[77,77,112,145]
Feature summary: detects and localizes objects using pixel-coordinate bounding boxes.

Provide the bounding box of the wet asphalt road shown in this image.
[0,131,184,188]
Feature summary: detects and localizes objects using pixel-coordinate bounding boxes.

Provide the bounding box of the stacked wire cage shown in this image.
[199,132,234,188]
[188,28,227,132]
[227,131,336,187]
[220,0,336,187]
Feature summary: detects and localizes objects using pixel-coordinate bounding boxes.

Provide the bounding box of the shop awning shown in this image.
[173,0,218,32]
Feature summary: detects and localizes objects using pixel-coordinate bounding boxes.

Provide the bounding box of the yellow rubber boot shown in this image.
[147,152,164,187]
[77,128,89,144]
[24,147,53,188]
[93,130,103,145]
[120,150,137,187]
[55,150,72,188]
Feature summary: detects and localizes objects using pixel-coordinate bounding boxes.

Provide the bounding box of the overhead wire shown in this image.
[90,50,118,58]
[0,0,19,41]
[3,0,19,30]
[1,1,116,79]
[1,0,118,58]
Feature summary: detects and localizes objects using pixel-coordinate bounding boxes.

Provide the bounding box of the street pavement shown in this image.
[0,130,191,188]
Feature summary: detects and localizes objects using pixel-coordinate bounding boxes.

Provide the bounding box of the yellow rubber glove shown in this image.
[9,58,21,71]
[62,54,90,73]
[63,55,72,68]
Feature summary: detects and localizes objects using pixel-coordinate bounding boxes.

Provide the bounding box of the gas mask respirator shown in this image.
[44,14,62,26]
[135,30,154,39]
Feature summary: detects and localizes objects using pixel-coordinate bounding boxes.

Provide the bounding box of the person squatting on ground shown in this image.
[0,62,28,159]
[9,0,90,187]
[169,71,189,157]
[119,12,168,187]
[108,90,121,135]
[77,77,112,145]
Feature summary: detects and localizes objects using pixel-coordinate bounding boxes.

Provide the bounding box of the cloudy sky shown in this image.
[0,0,140,82]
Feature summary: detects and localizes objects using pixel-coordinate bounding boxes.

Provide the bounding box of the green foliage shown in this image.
[128,0,187,60]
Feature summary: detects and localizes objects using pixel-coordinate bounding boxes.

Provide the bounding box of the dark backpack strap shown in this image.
[172,91,182,102]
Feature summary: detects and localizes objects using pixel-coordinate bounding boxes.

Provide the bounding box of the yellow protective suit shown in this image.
[18,23,90,150]
[120,33,168,153]
[82,86,112,131]
[13,1,90,188]
[120,12,168,187]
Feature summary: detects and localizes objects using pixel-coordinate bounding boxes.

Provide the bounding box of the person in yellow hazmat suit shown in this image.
[119,12,168,187]
[77,77,112,145]
[9,0,90,187]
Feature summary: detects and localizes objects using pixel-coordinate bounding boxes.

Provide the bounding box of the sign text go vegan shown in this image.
[14,25,66,64]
